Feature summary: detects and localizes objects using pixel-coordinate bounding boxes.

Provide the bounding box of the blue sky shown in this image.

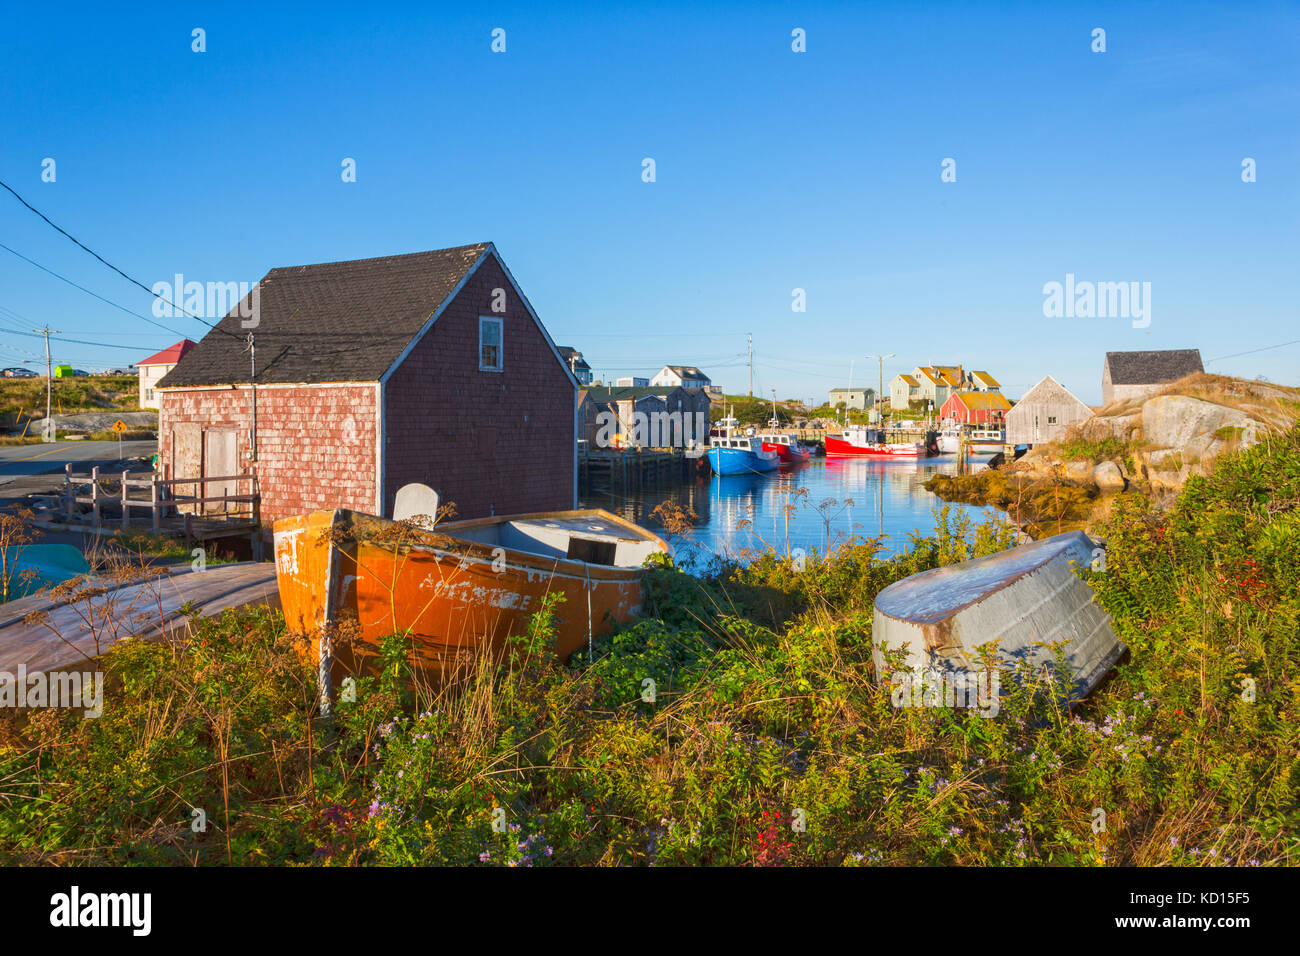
[1,1,1296,404]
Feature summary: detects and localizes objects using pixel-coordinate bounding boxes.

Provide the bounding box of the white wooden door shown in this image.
[203,429,239,515]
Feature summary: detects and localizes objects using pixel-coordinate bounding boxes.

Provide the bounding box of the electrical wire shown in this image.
[0,178,231,334]
[1207,339,1300,363]
[0,240,191,338]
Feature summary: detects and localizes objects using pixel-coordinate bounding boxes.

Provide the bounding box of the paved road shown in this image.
[0,440,157,505]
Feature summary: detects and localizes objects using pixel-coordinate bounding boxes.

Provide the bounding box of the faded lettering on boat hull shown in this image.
[274,508,665,683]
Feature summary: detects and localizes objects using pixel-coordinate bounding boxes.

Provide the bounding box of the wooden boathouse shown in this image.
[156,243,580,527]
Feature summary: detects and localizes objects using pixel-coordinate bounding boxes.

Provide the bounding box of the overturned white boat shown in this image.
[872,531,1125,702]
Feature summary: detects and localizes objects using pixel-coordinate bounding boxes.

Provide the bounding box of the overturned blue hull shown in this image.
[872,531,1125,702]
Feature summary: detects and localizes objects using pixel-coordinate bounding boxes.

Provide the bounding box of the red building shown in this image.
[137,339,197,409]
[157,243,578,526]
[939,390,1013,425]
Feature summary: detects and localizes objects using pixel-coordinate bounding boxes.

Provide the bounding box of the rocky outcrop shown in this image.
[1141,395,1260,459]
[1091,460,1126,492]
[942,376,1300,529]
[1130,396,1266,496]
[1077,411,1142,443]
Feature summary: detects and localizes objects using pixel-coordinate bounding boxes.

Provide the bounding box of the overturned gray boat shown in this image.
[872,531,1125,702]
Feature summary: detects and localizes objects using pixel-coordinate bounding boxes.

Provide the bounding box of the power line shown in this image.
[0,324,145,351]
[1206,340,1300,361]
[0,177,224,332]
[0,240,190,338]
[0,302,172,338]
[564,330,752,339]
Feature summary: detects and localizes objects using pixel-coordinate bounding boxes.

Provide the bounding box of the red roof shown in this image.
[138,339,198,367]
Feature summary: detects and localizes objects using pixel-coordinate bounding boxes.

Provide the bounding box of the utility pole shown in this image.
[246,332,258,461]
[747,332,753,397]
[846,358,855,425]
[865,353,895,424]
[34,326,59,441]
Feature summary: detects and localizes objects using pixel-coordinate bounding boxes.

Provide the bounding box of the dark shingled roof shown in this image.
[663,365,710,381]
[1104,349,1204,385]
[557,347,591,371]
[584,385,674,403]
[158,243,491,388]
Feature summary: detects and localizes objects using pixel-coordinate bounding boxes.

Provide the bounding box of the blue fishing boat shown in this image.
[707,414,780,476]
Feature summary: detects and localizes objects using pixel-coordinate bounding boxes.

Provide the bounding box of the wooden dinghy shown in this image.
[273,508,671,685]
[872,531,1124,701]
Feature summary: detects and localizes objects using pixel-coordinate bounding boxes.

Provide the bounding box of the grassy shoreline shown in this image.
[1,427,1296,866]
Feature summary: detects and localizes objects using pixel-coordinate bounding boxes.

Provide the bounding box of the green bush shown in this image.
[3,430,1298,865]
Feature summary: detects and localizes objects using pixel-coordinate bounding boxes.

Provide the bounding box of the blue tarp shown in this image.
[1,544,92,601]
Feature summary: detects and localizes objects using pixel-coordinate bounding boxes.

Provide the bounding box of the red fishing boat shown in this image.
[759,432,813,462]
[756,398,812,462]
[824,425,925,458]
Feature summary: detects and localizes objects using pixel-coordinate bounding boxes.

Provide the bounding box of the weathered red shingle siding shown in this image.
[382,254,576,519]
[158,384,378,524]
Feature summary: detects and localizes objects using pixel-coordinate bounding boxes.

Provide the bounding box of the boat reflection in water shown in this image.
[579,457,997,568]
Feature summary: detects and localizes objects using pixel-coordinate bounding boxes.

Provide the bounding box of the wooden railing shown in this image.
[59,465,260,533]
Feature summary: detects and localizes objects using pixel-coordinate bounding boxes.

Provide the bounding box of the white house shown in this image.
[829,386,875,411]
[650,365,712,389]
[137,339,196,409]
[557,347,594,386]
[889,373,921,412]
[890,365,1000,412]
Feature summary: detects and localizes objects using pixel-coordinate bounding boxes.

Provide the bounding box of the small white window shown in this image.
[1047,416,1057,425]
[479,317,503,372]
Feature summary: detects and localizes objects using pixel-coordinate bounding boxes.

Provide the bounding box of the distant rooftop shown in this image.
[661,365,710,380]
[1105,349,1203,385]
[138,339,198,367]
[948,391,1013,411]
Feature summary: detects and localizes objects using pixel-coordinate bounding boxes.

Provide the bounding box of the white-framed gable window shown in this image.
[479,317,503,372]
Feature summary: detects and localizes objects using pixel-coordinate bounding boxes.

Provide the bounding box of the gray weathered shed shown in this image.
[1102,349,1203,406]
[1006,375,1093,446]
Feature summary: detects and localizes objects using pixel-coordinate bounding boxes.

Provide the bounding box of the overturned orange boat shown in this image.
[272,508,670,686]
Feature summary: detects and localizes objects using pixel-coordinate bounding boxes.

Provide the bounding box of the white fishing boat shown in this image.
[966,427,1006,454]
[755,396,812,462]
[871,531,1124,701]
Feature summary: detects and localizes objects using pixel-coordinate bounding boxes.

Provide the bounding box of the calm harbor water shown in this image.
[580,456,997,567]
